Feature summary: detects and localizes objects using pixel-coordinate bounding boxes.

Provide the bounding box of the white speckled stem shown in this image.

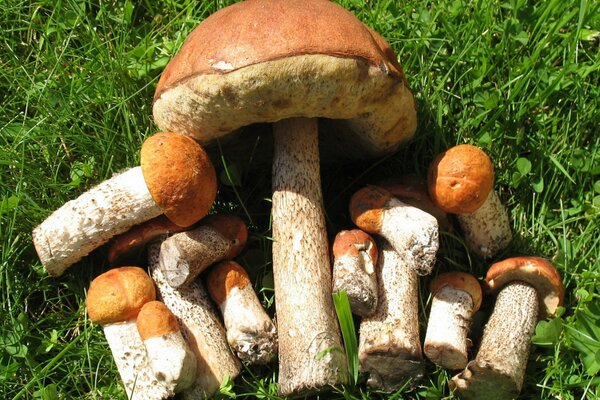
[450,282,538,400]
[218,286,278,364]
[458,190,512,259]
[424,286,474,369]
[380,198,439,276]
[148,243,241,400]
[32,167,161,276]
[358,240,424,391]
[333,252,378,317]
[143,332,197,393]
[103,321,172,400]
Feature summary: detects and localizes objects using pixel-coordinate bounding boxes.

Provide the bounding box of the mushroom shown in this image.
[358,239,425,391]
[152,0,417,394]
[136,301,197,393]
[450,257,565,399]
[158,215,248,288]
[147,242,241,399]
[427,144,511,258]
[86,266,172,399]
[424,272,482,370]
[349,185,439,276]
[206,260,277,364]
[33,132,216,276]
[331,229,379,317]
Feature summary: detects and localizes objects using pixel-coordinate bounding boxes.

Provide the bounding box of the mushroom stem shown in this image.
[358,239,424,391]
[450,282,538,399]
[271,117,348,396]
[457,190,512,258]
[148,243,241,400]
[424,286,474,369]
[33,167,162,276]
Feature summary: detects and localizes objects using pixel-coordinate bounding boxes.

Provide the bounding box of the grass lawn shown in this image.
[1,0,598,398]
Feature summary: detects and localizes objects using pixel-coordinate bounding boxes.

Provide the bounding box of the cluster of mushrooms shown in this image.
[31,0,565,399]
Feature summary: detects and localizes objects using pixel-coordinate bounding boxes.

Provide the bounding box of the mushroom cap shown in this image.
[86,266,156,325]
[349,186,394,234]
[206,261,251,305]
[140,132,217,227]
[203,215,248,260]
[136,301,180,340]
[332,229,378,266]
[430,272,482,312]
[428,144,495,214]
[153,0,416,159]
[485,256,564,317]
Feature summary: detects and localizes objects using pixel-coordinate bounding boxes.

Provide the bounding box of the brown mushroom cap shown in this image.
[332,229,378,266]
[87,267,156,325]
[485,257,565,317]
[430,272,483,312]
[136,301,180,340]
[428,144,495,214]
[153,0,416,158]
[206,261,251,305]
[141,132,217,227]
[349,186,394,234]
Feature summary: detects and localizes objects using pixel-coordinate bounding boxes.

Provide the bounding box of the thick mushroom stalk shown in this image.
[332,229,379,317]
[207,261,277,364]
[158,215,248,288]
[450,257,564,399]
[148,242,241,399]
[358,239,425,391]
[424,272,482,370]
[86,267,172,400]
[33,132,216,276]
[428,144,511,258]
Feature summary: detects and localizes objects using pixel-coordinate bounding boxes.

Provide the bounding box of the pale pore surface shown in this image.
[153,54,416,156]
[33,167,161,276]
[144,332,197,393]
[103,321,172,400]
[332,252,378,317]
[424,286,474,370]
[458,190,512,258]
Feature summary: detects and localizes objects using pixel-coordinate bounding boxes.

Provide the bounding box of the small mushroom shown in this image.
[450,257,565,400]
[158,215,248,288]
[137,301,197,393]
[358,239,425,391]
[331,229,379,317]
[33,132,217,276]
[206,261,277,364]
[349,185,439,276]
[427,144,511,258]
[86,267,172,400]
[424,272,482,370]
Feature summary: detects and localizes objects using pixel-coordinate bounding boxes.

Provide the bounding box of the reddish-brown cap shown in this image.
[332,229,378,266]
[206,261,252,305]
[87,267,156,325]
[485,257,565,317]
[140,132,217,227]
[202,215,248,259]
[428,144,495,214]
[430,272,483,312]
[349,186,393,234]
[136,301,180,340]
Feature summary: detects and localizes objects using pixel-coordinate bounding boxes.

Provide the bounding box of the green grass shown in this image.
[1,0,598,398]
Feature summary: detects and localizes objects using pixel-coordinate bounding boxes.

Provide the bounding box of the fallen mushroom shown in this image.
[86,266,172,400]
[427,144,511,258]
[158,215,247,288]
[424,272,482,370]
[152,0,418,394]
[349,185,439,276]
[33,132,216,276]
[358,239,425,391]
[206,260,277,364]
[331,229,379,317]
[148,242,241,399]
[136,300,197,393]
[450,257,565,399]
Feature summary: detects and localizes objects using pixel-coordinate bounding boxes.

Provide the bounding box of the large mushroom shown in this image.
[33,132,216,276]
[450,257,565,399]
[152,0,417,395]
